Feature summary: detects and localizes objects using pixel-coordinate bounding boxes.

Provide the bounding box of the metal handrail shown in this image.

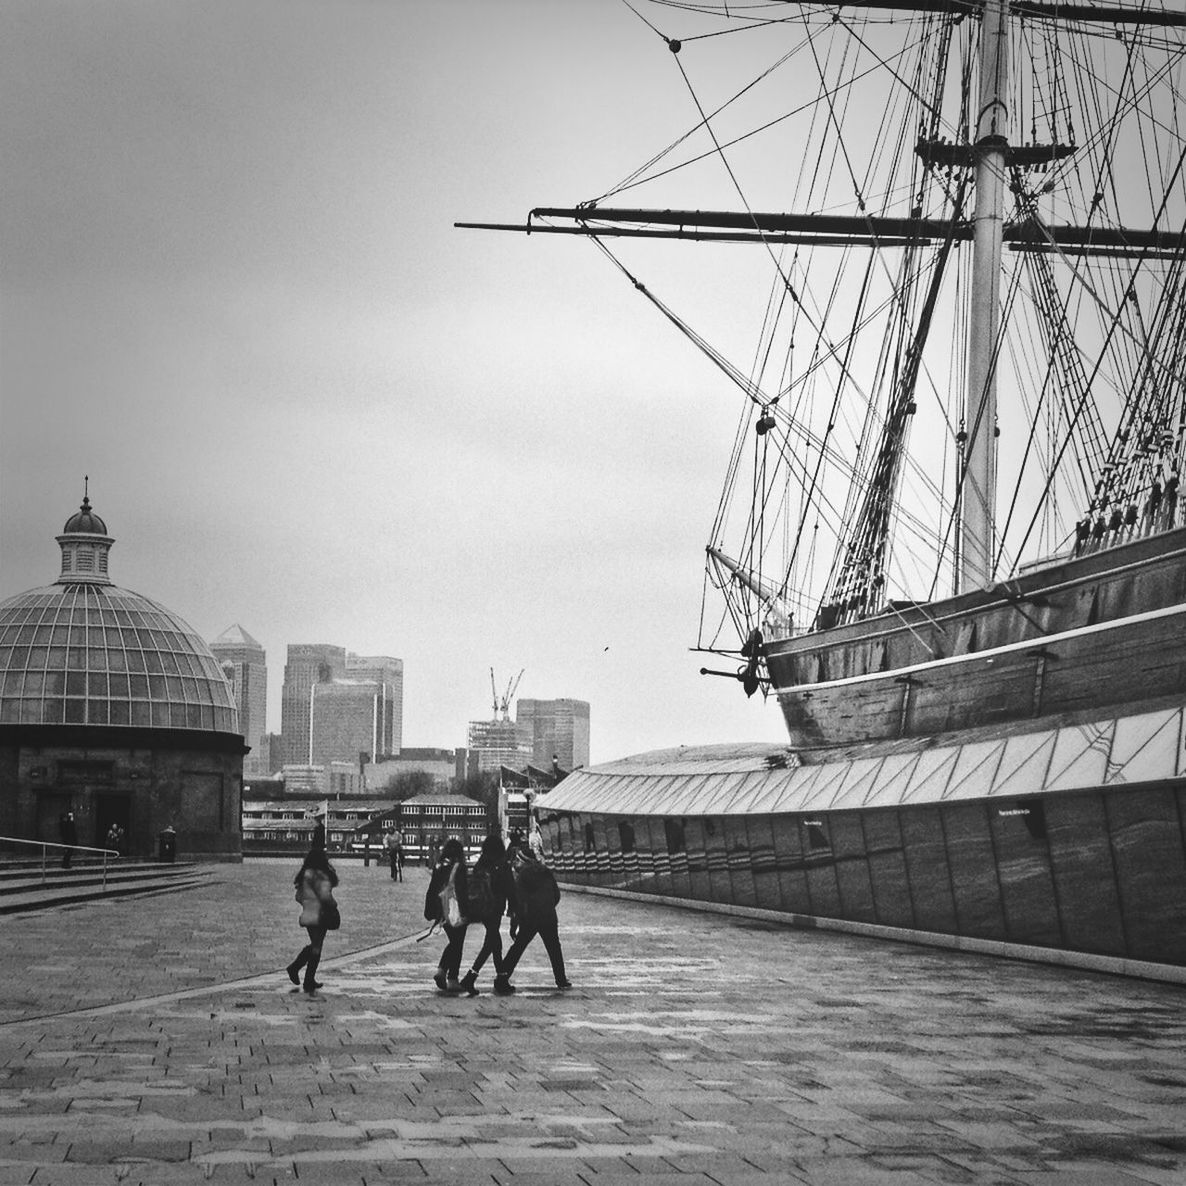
[0,834,121,889]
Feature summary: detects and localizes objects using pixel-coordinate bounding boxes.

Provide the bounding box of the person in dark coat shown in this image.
[496,849,571,993]
[426,837,469,993]
[311,814,326,852]
[458,833,515,997]
[58,811,77,868]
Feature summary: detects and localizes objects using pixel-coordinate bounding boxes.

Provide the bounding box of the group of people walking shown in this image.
[285,828,569,997]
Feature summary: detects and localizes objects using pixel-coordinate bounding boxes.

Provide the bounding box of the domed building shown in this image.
[0,496,245,860]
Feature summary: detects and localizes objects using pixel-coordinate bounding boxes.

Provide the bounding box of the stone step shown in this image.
[0,858,175,883]
[0,862,208,915]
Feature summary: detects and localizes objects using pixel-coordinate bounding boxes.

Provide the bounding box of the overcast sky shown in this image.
[0,0,789,762]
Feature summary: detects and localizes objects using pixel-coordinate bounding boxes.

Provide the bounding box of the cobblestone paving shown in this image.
[1,858,1184,1184]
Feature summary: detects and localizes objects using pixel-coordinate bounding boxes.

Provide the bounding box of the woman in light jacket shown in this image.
[287,848,339,993]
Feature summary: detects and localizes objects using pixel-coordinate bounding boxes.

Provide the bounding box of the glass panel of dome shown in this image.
[150,704,168,727]
[129,674,147,697]
[110,673,128,696]
[169,705,186,727]
[65,699,85,723]
[42,699,64,723]
[200,705,212,729]
[16,626,34,643]
[10,646,28,667]
[126,651,144,672]
[25,673,44,695]
[144,652,161,674]
[0,648,11,670]
[165,676,182,699]
[88,647,106,670]
[161,654,179,675]
[51,626,67,645]
[66,671,85,695]
[45,671,64,695]
[182,677,197,699]
[28,647,47,667]
[107,650,125,672]
[89,700,109,724]
[131,702,149,726]
[32,626,50,644]
[186,705,201,728]
[88,673,107,696]
[109,701,128,725]
[68,625,84,646]
[149,675,166,699]
[20,701,41,723]
[0,701,15,723]
[104,628,120,646]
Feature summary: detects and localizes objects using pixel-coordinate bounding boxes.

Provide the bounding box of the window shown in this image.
[803,819,830,851]
[664,818,686,855]
[618,821,635,853]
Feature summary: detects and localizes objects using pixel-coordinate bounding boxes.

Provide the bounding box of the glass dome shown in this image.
[0,499,239,733]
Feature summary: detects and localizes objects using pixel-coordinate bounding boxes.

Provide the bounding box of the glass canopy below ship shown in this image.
[534,702,1186,970]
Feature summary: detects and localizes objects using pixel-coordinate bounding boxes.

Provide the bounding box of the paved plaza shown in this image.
[1,857,1184,1185]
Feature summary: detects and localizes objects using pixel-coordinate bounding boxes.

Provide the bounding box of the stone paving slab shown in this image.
[0,858,1184,1183]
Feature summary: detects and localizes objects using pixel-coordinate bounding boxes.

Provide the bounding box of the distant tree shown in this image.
[453,770,499,827]
[386,770,435,802]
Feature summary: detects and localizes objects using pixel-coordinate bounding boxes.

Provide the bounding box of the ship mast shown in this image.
[962,0,1008,589]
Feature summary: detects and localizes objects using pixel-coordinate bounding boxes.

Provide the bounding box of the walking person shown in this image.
[424,837,469,994]
[287,849,341,994]
[383,829,400,881]
[458,833,515,997]
[58,811,77,868]
[496,847,571,993]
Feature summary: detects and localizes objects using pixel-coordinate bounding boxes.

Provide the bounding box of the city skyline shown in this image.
[0,1,789,763]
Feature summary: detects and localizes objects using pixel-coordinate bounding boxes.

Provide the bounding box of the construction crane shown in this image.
[489,667,525,720]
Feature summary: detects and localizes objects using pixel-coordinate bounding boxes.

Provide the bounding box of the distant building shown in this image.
[309,679,381,769]
[210,624,268,777]
[517,698,590,769]
[242,797,386,853]
[396,790,487,860]
[466,717,532,773]
[264,732,284,774]
[345,653,403,757]
[281,645,403,767]
[499,761,568,839]
[280,644,345,765]
[369,747,456,792]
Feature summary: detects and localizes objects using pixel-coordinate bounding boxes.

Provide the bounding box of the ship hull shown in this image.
[764,528,1186,750]
[534,706,1186,971]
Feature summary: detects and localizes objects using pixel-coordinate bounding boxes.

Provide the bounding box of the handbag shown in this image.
[439,864,465,927]
[322,899,341,931]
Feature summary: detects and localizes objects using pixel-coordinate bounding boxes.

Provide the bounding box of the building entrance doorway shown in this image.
[94,794,132,855]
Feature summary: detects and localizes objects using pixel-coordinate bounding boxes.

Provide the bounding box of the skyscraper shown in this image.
[516,698,591,770]
[210,624,268,777]
[280,644,346,765]
[309,679,382,769]
[345,653,403,757]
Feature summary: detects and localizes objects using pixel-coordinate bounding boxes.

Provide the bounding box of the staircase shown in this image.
[0,858,208,915]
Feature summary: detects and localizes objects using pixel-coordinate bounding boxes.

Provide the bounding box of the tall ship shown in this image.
[462,0,1186,971]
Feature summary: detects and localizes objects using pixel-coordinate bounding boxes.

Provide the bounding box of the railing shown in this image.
[0,835,121,888]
